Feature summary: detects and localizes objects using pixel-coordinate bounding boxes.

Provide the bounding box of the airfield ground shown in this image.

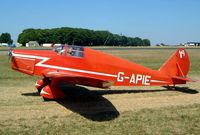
[0,47,200,134]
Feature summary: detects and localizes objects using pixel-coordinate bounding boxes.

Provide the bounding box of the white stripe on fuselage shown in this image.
[12,52,117,78]
[150,80,169,84]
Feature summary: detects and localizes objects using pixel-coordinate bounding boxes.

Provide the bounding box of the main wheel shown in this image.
[35,78,51,94]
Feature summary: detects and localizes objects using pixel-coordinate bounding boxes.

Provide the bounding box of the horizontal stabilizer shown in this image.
[172,76,196,82]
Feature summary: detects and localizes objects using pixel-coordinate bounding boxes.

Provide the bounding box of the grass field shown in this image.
[0,48,200,135]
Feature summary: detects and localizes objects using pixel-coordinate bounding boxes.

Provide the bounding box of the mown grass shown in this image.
[0,48,200,135]
[1,104,200,135]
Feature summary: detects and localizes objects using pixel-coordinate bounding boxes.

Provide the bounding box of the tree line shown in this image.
[0,33,13,44]
[18,27,151,46]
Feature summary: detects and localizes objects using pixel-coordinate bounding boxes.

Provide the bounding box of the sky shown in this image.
[0,0,200,45]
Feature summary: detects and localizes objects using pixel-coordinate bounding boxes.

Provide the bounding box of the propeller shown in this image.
[7,47,13,62]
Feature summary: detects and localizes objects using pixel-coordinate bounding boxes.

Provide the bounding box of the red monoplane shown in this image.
[10,45,194,100]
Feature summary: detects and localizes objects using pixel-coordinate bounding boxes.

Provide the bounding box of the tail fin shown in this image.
[159,48,190,77]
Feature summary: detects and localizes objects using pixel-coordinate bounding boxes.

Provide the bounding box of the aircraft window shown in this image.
[53,45,84,58]
[53,46,64,53]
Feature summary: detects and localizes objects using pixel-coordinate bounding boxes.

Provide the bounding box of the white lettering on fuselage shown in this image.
[117,72,151,85]
[117,72,125,82]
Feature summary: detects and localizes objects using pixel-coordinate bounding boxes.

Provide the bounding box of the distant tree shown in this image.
[143,39,151,46]
[0,33,13,44]
[18,29,38,45]
[133,37,143,46]
[18,27,151,46]
[121,36,128,46]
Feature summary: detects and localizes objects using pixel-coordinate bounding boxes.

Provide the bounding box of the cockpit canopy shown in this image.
[53,45,84,58]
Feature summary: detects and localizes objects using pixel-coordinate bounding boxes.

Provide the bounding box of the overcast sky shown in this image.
[0,0,200,45]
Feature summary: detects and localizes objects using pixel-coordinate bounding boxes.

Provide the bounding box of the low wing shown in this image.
[42,70,114,88]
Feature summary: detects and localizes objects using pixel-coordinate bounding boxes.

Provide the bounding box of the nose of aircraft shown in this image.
[9,50,36,75]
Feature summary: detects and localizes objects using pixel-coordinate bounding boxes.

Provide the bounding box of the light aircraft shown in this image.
[9,45,194,100]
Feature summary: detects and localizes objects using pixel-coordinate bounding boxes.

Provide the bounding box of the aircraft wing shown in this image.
[42,70,114,88]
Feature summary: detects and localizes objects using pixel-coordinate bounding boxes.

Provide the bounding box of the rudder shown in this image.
[159,48,190,77]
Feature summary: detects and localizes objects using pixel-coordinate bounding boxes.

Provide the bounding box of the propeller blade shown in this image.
[7,48,13,61]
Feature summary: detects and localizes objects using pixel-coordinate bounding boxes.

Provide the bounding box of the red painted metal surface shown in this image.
[10,45,193,99]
